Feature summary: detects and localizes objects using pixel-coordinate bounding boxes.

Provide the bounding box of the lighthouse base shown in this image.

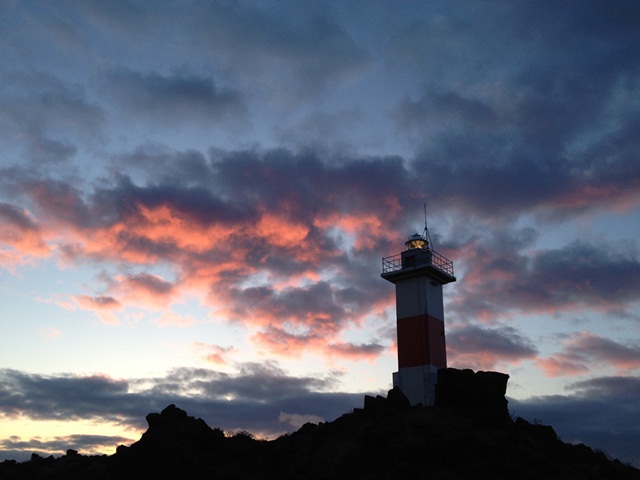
[393,365,440,406]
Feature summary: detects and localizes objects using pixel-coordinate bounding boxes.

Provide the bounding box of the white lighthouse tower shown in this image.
[381,222,456,406]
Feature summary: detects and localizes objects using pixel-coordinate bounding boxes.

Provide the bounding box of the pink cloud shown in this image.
[73,295,123,326]
[111,273,176,310]
[252,327,318,358]
[12,182,384,334]
[538,332,640,378]
[74,295,122,310]
[313,212,395,251]
[536,356,589,378]
[446,325,538,371]
[0,203,50,263]
[326,342,384,362]
[252,325,383,362]
[256,212,310,248]
[553,184,640,214]
[193,342,236,365]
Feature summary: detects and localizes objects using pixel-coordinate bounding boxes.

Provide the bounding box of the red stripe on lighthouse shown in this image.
[397,314,447,369]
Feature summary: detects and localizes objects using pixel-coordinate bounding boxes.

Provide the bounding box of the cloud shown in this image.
[537,332,640,378]
[2,144,638,360]
[447,325,538,371]
[449,233,640,321]
[0,434,133,462]
[388,2,640,220]
[105,68,246,124]
[193,342,235,364]
[110,273,176,310]
[0,148,411,358]
[327,341,385,361]
[72,295,122,325]
[0,202,49,263]
[22,178,94,229]
[511,375,640,466]
[0,364,362,446]
[252,325,384,362]
[27,131,77,164]
[0,370,130,422]
[0,71,104,151]
[74,295,122,310]
[186,2,372,94]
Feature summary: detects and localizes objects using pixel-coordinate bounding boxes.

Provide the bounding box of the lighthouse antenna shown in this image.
[423,203,433,248]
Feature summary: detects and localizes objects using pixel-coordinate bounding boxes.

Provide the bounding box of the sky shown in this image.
[1,0,640,466]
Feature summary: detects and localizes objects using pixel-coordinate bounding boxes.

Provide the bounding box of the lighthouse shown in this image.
[381,225,456,406]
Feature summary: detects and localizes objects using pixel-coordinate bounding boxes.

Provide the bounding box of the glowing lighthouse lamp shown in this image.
[381,223,456,406]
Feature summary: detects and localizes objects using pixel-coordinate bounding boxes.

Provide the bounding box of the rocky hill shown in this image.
[1,369,638,479]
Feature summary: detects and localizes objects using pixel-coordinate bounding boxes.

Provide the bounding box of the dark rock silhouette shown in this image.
[435,368,511,425]
[2,369,639,479]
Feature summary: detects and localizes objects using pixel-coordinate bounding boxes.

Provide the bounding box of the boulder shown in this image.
[435,368,510,424]
[363,387,411,414]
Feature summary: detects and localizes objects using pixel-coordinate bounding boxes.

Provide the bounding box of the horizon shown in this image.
[1,0,639,467]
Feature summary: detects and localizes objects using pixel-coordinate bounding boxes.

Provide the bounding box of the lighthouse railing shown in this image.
[382,249,454,277]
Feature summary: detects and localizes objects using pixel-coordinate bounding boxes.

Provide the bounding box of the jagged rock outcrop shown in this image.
[362,385,411,414]
[435,368,511,424]
[110,404,228,479]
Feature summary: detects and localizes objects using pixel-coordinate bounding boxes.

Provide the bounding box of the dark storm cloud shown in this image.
[0,169,95,229]
[166,362,339,401]
[391,1,640,219]
[451,234,640,321]
[188,1,371,92]
[24,178,94,228]
[409,119,640,220]
[112,147,215,186]
[27,133,77,163]
[386,1,639,83]
[0,71,104,149]
[511,375,640,466]
[0,203,39,232]
[0,370,129,421]
[230,282,346,328]
[105,68,245,123]
[0,365,362,445]
[532,242,640,305]
[571,375,640,401]
[207,148,409,234]
[448,325,538,360]
[99,174,251,226]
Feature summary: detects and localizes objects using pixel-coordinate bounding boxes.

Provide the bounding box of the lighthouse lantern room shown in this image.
[381,225,456,406]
